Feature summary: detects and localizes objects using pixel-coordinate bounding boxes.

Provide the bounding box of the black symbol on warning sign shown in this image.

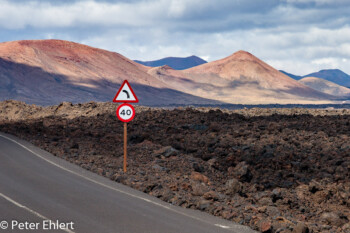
[123,90,130,99]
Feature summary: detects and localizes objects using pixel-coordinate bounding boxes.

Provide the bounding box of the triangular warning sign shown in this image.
[113,80,139,103]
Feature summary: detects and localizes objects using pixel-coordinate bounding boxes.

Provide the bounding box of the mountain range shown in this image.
[134,55,207,70]
[137,56,350,90]
[0,40,219,106]
[0,39,346,106]
[298,77,350,97]
[281,69,350,87]
[147,51,333,104]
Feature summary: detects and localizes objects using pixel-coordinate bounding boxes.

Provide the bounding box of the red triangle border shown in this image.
[113,80,139,103]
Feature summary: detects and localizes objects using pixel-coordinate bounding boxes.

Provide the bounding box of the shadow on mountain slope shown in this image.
[0,58,223,106]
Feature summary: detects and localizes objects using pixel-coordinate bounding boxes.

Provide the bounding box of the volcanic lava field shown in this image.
[0,101,349,232]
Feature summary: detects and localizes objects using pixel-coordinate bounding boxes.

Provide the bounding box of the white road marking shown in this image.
[0,134,250,232]
[215,224,232,229]
[0,192,75,233]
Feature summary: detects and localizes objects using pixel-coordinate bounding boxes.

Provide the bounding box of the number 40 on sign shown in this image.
[116,103,135,122]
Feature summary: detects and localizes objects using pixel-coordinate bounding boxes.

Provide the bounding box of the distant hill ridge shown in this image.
[281,69,350,87]
[299,77,350,97]
[305,69,350,87]
[280,70,303,80]
[134,55,207,70]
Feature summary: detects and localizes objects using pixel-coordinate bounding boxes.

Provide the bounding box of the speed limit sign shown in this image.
[116,103,135,122]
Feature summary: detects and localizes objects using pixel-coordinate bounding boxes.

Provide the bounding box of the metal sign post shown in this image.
[124,122,127,173]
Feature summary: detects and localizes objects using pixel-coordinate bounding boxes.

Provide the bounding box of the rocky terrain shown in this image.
[1,100,350,232]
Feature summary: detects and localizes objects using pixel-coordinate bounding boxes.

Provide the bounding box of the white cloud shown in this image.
[0,0,168,29]
[81,24,350,74]
[168,0,186,17]
[0,0,350,75]
[283,0,350,5]
[311,58,339,67]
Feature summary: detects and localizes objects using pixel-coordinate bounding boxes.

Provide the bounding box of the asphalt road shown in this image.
[0,132,256,233]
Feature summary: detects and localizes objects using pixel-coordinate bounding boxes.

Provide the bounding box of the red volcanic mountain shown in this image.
[0,40,219,105]
[0,40,336,105]
[148,51,334,104]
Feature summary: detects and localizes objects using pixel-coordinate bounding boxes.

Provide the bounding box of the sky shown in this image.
[0,0,350,75]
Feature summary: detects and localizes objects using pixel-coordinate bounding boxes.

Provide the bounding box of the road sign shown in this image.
[113,80,138,173]
[116,103,135,123]
[113,80,139,103]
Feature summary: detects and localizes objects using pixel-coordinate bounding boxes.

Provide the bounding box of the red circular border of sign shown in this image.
[116,103,135,123]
